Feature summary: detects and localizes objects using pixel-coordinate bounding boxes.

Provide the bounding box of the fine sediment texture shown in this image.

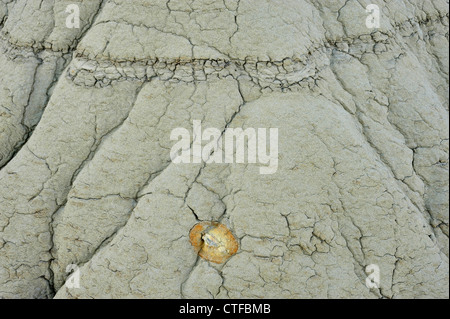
[0,0,448,299]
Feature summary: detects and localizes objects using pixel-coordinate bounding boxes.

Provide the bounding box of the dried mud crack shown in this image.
[0,0,448,299]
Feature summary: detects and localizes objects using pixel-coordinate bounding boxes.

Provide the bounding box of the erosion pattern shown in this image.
[0,0,448,299]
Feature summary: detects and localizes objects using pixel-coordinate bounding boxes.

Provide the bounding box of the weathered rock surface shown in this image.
[0,0,448,299]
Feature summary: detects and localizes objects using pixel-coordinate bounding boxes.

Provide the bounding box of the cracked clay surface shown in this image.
[0,0,448,299]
